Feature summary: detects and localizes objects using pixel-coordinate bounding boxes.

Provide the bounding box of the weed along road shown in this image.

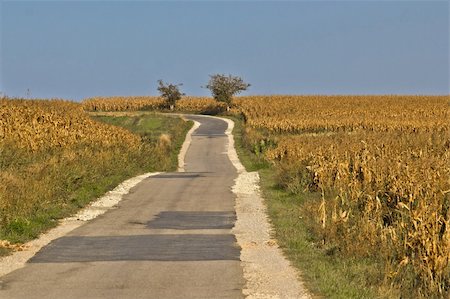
[0,116,245,298]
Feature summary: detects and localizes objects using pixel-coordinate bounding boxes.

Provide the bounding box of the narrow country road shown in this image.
[0,116,244,298]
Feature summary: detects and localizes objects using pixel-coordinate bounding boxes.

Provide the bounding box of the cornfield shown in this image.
[82,96,226,114]
[236,95,450,297]
[82,96,165,112]
[175,97,226,113]
[234,95,449,133]
[1,99,141,151]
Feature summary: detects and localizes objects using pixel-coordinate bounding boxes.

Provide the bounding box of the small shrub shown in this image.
[205,74,250,110]
[157,80,185,110]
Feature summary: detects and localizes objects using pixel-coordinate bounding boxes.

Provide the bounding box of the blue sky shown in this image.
[0,0,448,101]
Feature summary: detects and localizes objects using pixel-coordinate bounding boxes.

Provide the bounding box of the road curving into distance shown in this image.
[0,115,309,299]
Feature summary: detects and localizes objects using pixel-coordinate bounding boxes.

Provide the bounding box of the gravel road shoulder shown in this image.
[221,117,312,299]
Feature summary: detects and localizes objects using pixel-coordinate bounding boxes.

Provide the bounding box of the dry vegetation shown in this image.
[1,99,141,150]
[236,95,450,298]
[4,94,448,297]
[176,97,227,114]
[0,98,190,246]
[82,96,165,112]
[82,96,226,114]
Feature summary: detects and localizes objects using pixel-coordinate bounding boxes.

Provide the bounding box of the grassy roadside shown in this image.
[229,115,385,299]
[91,112,191,171]
[0,112,192,255]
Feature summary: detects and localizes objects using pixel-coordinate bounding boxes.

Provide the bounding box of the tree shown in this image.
[157,80,185,110]
[205,74,250,110]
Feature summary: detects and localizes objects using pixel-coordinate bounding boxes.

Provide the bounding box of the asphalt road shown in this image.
[0,116,244,299]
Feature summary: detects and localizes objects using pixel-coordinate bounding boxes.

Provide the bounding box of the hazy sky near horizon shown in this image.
[0,0,448,101]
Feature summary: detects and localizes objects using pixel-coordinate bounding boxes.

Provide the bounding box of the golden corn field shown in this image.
[82,96,226,113]
[1,99,141,151]
[82,96,165,112]
[235,95,450,297]
[234,95,449,133]
[176,97,227,113]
